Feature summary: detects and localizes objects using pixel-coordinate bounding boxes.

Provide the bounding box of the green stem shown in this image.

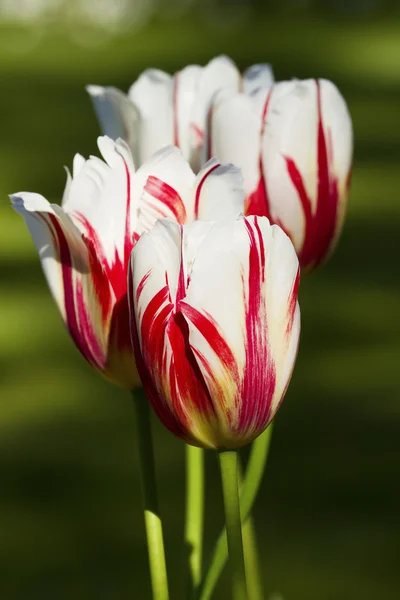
[238,463,264,600]
[133,394,169,600]
[185,445,205,597]
[218,450,248,600]
[242,517,264,600]
[196,425,273,600]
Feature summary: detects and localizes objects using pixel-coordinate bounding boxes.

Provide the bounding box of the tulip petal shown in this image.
[61,136,136,295]
[128,69,174,163]
[11,192,114,371]
[243,63,274,95]
[130,219,219,447]
[134,146,196,235]
[208,91,261,200]
[263,79,352,267]
[190,55,241,150]
[181,217,300,447]
[86,85,140,165]
[193,158,245,221]
[173,64,202,159]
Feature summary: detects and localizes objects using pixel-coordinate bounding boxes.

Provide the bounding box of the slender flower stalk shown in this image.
[238,462,264,600]
[185,445,205,597]
[219,450,248,600]
[196,426,273,600]
[242,516,264,600]
[133,393,169,600]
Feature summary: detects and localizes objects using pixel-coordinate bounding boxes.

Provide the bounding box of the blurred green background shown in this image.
[0,1,399,599]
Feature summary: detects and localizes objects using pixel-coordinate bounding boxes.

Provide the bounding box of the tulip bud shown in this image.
[11,138,244,388]
[210,78,353,271]
[129,216,300,449]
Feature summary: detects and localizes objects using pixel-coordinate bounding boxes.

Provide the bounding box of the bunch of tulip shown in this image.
[12,55,352,600]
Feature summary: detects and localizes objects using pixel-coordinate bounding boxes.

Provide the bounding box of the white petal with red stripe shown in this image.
[262,79,353,265]
[192,158,245,221]
[62,136,136,273]
[11,192,114,371]
[134,146,196,236]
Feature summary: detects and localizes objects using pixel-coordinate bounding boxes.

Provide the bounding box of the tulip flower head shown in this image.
[129,215,300,449]
[209,78,353,271]
[11,137,244,388]
[87,55,274,171]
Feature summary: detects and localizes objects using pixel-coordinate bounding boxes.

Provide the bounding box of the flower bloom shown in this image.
[129,216,300,449]
[209,78,353,271]
[11,137,243,388]
[86,55,274,171]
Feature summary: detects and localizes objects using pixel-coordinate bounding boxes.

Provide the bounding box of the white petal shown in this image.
[134,146,196,236]
[243,63,274,95]
[86,85,140,166]
[128,69,174,164]
[190,55,241,145]
[192,158,245,221]
[62,136,136,267]
[209,90,262,197]
[173,64,202,160]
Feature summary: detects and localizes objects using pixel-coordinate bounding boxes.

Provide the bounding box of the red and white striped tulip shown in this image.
[87,56,274,171]
[11,137,244,388]
[209,78,353,271]
[129,216,300,449]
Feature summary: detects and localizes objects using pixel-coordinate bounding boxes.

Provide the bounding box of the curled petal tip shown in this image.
[86,84,105,96]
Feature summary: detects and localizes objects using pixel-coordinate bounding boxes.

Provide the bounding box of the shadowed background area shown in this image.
[0,1,399,599]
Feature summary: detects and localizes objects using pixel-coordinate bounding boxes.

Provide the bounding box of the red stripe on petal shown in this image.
[131,274,191,439]
[284,81,341,270]
[47,214,105,370]
[245,89,272,218]
[239,218,276,432]
[144,176,187,223]
[194,162,220,219]
[180,302,240,385]
[286,267,300,336]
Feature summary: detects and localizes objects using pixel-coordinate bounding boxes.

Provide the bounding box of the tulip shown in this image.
[209,78,353,271]
[86,56,274,171]
[129,215,300,450]
[11,136,244,388]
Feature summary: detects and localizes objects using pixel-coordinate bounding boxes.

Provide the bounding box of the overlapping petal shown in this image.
[87,55,271,172]
[262,79,353,269]
[130,216,300,449]
[86,85,141,165]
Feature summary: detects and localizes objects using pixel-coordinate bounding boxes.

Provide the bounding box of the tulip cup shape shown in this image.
[86,55,274,171]
[129,215,300,450]
[11,137,244,388]
[209,78,353,271]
